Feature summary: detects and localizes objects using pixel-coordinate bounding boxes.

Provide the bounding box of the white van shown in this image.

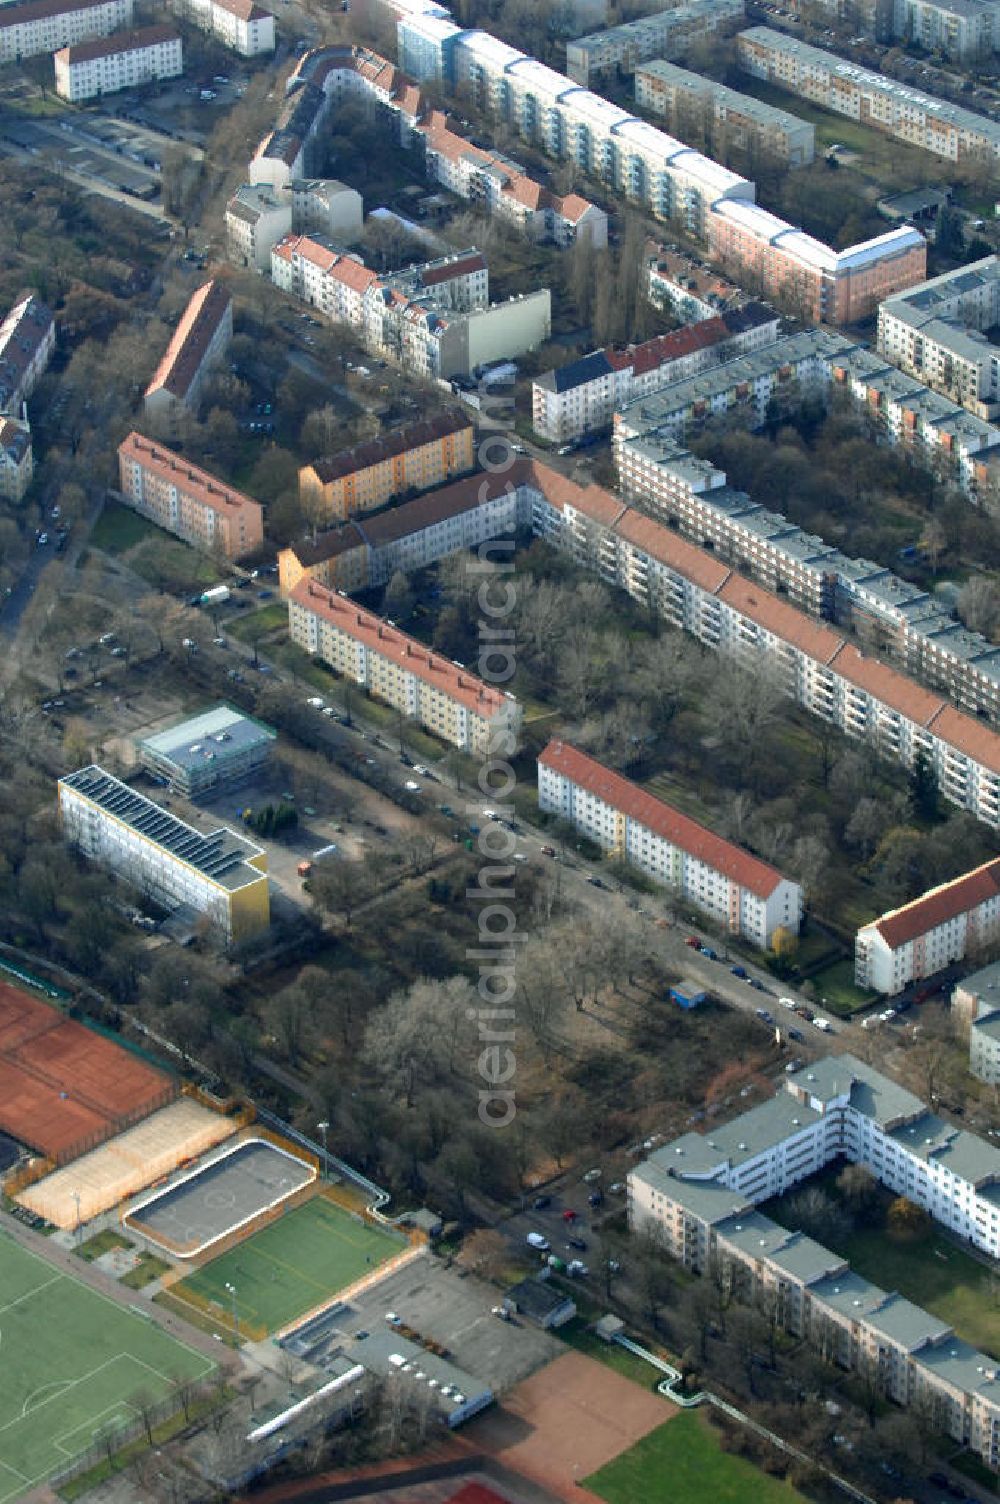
[526,1232,550,1251]
[779,997,797,1011]
[814,1017,833,1032]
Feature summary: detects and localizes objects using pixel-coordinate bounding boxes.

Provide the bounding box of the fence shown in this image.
[3,1154,54,1198]
[255,1106,389,1212]
[45,1377,218,1494]
[157,1277,268,1343]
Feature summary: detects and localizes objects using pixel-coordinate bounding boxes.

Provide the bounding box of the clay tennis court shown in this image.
[468,1351,674,1504]
[0,980,174,1163]
[17,1097,238,1228]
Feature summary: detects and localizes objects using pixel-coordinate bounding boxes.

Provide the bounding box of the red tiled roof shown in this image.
[0,0,115,27]
[212,0,271,21]
[868,859,1000,950]
[58,24,179,63]
[719,575,846,664]
[119,432,263,524]
[420,253,487,287]
[445,1486,515,1504]
[145,280,231,403]
[629,316,730,377]
[829,641,945,728]
[539,739,790,899]
[615,507,731,594]
[290,578,515,719]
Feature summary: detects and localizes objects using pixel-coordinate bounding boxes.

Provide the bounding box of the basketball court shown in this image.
[124,1138,317,1257]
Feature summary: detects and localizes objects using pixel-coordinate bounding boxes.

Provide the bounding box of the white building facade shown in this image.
[0,0,132,63]
[855,859,1000,995]
[537,738,802,947]
[53,24,181,100]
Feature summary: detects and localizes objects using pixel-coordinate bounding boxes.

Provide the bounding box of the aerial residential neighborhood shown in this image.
[5,0,1000,1498]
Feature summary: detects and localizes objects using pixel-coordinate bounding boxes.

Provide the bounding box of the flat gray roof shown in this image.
[787,1054,925,1128]
[957,959,1000,1006]
[138,704,276,776]
[349,1326,491,1423]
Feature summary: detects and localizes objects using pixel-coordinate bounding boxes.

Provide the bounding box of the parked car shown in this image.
[588,1190,603,1207]
[526,1232,550,1251]
[532,1195,551,1210]
[561,1208,578,1222]
[730,965,747,979]
[567,1236,587,1251]
[684,935,701,948]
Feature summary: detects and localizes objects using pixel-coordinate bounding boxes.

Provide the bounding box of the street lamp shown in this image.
[72,1190,82,1246]
[225,1281,239,1342]
[317,1121,329,1180]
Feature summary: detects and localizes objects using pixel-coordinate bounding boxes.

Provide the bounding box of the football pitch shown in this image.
[0,1233,214,1504]
[171,1195,405,1335]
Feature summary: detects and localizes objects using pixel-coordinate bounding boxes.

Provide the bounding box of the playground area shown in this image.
[0,1232,213,1504]
[17,1097,238,1229]
[124,1137,316,1257]
[0,980,173,1163]
[167,1194,407,1338]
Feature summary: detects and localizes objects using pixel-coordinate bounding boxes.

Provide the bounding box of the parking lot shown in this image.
[333,1258,562,1397]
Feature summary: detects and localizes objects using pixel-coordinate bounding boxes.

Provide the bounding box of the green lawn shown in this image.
[226,603,288,643]
[171,1196,405,1336]
[559,1319,662,1388]
[127,536,221,593]
[90,501,160,555]
[75,1229,133,1263]
[807,958,878,1016]
[768,1175,1000,1356]
[0,1232,213,1504]
[585,1411,806,1504]
[120,1252,171,1291]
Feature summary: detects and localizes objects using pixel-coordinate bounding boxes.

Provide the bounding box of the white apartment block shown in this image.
[878,257,1000,420]
[635,58,815,166]
[54,25,181,101]
[271,235,551,379]
[538,739,802,947]
[855,859,1000,995]
[0,417,32,502]
[143,279,233,421]
[894,0,998,62]
[565,0,745,85]
[225,183,293,272]
[616,436,1000,723]
[630,1055,1000,1467]
[0,292,55,415]
[58,765,270,944]
[615,328,1000,499]
[0,0,131,63]
[263,34,922,319]
[290,179,364,244]
[288,579,522,754]
[971,1010,1000,1085]
[283,453,1000,831]
[532,304,780,443]
[644,242,750,323]
[187,0,273,55]
[953,960,1000,1085]
[739,27,1000,164]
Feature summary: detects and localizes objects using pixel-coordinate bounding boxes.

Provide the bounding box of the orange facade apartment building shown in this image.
[118,432,263,559]
[298,412,474,524]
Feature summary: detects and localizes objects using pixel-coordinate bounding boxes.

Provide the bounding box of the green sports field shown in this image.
[585,1411,806,1504]
[0,1233,214,1504]
[171,1196,405,1336]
